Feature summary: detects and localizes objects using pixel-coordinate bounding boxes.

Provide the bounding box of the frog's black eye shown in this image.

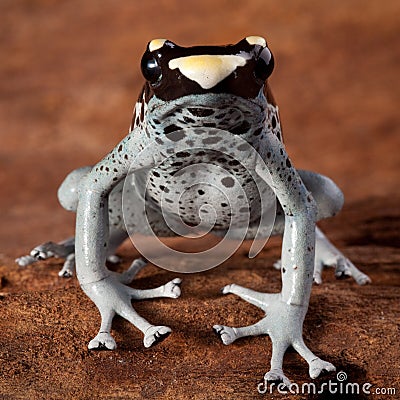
[141,53,162,84]
[254,47,274,81]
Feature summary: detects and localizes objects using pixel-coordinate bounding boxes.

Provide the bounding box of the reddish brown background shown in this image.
[0,0,399,399]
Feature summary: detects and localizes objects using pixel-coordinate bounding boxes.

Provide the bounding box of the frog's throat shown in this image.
[146,91,266,118]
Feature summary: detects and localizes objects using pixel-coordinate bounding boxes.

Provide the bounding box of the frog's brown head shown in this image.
[140,36,274,101]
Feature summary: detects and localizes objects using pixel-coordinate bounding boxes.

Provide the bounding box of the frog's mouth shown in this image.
[147,92,266,135]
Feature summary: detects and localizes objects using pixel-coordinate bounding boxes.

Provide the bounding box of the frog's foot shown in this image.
[215,286,336,381]
[82,275,180,350]
[16,241,71,267]
[143,326,172,348]
[88,331,117,350]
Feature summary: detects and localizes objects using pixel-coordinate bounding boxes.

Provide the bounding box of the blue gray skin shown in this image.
[17,36,370,383]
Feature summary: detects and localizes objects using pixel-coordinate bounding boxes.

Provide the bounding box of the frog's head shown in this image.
[140,36,274,102]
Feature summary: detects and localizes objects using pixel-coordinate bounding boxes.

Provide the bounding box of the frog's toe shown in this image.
[309,358,336,379]
[335,257,371,285]
[15,255,37,267]
[143,326,171,348]
[264,369,291,387]
[213,325,238,345]
[162,278,182,298]
[30,241,68,260]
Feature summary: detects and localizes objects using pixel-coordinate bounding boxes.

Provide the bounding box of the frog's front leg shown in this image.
[214,134,335,383]
[75,133,181,350]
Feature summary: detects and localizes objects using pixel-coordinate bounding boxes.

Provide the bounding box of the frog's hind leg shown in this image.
[314,227,370,285]
[273,170,371,285]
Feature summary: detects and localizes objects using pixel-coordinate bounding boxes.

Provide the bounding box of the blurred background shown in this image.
[0,1,399,398]
[0,0,399,255]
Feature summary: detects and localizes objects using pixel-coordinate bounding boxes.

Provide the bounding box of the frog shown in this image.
[17,36,371,384]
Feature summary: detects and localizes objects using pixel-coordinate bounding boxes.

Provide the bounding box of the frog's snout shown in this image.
[168,55,248,90]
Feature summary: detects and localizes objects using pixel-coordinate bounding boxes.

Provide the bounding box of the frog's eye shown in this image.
[254,47,274,81]
[141,53,162,84]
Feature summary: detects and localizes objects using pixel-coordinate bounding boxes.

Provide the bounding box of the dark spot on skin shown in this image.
[276,131,281,140]
[221,203,228,207]
[267,152,271,158]
[166,130,186,142]
[176,151,191,158]
[286,158,292,168]
[155,137,164,145]
[165,199,173,204]
[171,161,183,167]
[272,115,277,129]
[118,145,123,152]
[228,159,240,166]
[229,120,251,135]
[198,189,205,195]
[105,167,109,172]
[288,176,292,182]
[203,136,221,145]
[237,143,248,151]
[280,149,284,156]
[153,119,161,125]
[124,154,129,160]
[253,127,263,136]
[153,171,160,177]
[113,177,118,181]
[188,107,214,117]
[164,124,182,134]
[100,166,103,171]
[221,177,235,188]
[183,116,195,124]
[282,267,286,273]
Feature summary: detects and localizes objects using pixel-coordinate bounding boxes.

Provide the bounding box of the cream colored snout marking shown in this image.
[168,55,247,89]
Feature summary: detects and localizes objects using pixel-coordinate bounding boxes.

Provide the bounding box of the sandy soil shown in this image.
[0,1,399,399]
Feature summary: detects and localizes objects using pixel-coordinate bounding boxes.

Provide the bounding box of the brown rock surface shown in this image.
[0,1,399,399]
